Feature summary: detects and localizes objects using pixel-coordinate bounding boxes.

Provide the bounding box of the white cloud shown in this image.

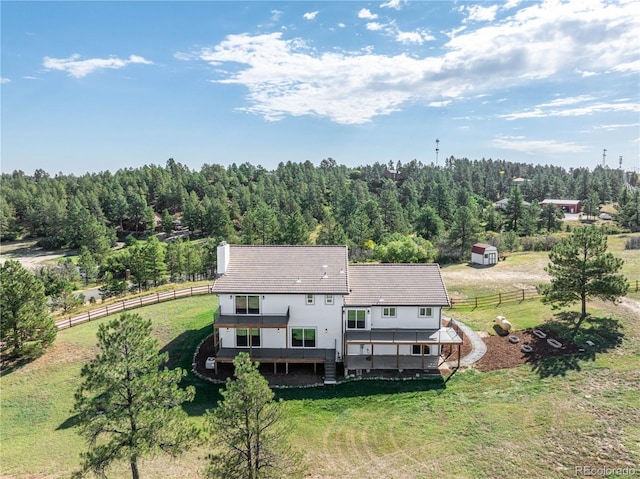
[0,77,11,84]
[501,96,639,120]
[271,9,283,21]
[358,8,378,20]
[396,29,435,44]
[429,100,452,107]
[593,122,640,131]
[303,11,318,20]
[503,0,523,9]
[493,136,589,154]
[366,22,385,31]
[338,23,346,28]
[380,0,402,10]
[460,5,498,23]
[198,1,639,124]
[174,51,195,61]
[43,54,153,78]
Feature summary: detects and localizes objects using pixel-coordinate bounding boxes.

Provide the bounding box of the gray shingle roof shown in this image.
[212,245,349,294]
[345,263,450,307]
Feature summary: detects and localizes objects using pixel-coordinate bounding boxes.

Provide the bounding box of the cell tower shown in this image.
[602,148,607,167]
[619,156,623,169]
[435,138,440,167]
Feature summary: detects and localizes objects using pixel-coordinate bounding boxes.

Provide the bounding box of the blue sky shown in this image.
[2,0,639,175]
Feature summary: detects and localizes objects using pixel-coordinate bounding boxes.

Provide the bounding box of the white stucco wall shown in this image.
[369,305,441,329]
[216,293,344,357]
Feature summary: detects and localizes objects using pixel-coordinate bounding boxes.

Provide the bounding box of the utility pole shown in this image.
[435,138,440,167]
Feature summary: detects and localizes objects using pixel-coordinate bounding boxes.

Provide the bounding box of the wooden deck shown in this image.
[215,347,336,363]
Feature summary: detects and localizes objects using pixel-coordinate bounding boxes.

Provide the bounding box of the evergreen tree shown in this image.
[582,191,601,220]
[316,208,348,245]
[518,202,540,237]
[447,206,482,259]
[542,227,628,322]
[203,197,234,240]
[540,203,563,233]
[205,353,304,479]
[0,260,56,358]
[281,209,309,245]
[428,183,454,224]
[505,186,524,232]
[73,313,197,479]
[143,236,167,287]
[165,239,185,281]
[618,190,640,231]
[160,208,174,235]
[243,202,279,245]
[414,204,444,241]
[77,246,98,285]
[0,195,21,240]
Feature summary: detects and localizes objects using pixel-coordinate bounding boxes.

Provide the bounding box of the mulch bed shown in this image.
[473,327,581,372]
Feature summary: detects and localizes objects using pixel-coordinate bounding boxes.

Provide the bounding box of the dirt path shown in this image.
[0,240,71,270]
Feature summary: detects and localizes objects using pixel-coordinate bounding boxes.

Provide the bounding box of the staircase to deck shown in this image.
[323,359,337,385]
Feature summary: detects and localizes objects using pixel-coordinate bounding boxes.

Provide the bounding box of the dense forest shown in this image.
[1,157,639,300]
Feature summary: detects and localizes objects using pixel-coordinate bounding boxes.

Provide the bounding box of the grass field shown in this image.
[1,234,639,478]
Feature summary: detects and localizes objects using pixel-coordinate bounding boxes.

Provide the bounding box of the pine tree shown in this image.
[205,353,304,479]
[0,260,56,358]
[73,313,197,479]
[447,206,481,259]
[542,226,628,323]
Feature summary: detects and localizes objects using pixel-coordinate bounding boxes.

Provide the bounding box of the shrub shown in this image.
[625,236,640,250]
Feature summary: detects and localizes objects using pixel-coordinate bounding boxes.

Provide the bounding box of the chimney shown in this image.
[217,241,230,275]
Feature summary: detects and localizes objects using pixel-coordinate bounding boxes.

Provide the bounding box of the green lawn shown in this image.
[2,237,639,478]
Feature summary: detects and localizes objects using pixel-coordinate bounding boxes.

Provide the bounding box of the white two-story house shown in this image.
[211,242,461,383]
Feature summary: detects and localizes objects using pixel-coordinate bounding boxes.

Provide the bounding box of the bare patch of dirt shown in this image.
[0,239,71,271]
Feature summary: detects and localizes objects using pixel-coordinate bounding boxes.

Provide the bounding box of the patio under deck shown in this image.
[213,347,336,374]
[346,354,440,371]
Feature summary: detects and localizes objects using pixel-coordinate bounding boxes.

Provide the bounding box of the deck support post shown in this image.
[371,344,374,369]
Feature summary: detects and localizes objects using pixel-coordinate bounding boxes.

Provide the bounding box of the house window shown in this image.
[237,328,260,347]
[291,328,316,348]
[306,294,314,305]
[325,295,334,305]
[235,295,260,315]
[412,344,431,355]
[419,307,433,317]
[382,307,396,317]
[347,309,366,329]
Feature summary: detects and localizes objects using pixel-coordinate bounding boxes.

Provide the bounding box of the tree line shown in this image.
[2,158,637,261]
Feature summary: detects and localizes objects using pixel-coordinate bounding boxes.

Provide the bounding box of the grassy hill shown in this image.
[1,235,639,478]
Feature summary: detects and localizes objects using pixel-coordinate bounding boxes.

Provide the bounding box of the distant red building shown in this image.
[540,199,582,214]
